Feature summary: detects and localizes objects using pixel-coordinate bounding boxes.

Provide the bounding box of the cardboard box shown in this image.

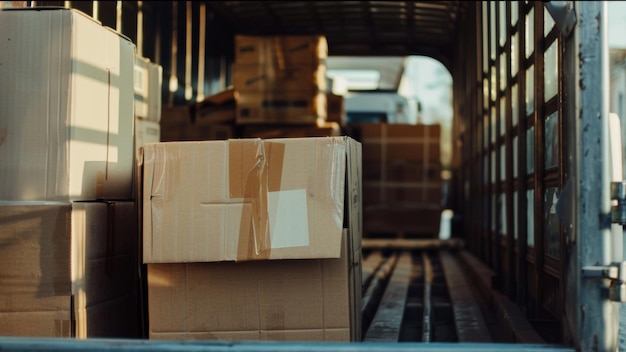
[160,105,234,142]
[142,136,361,263]
[192,89,237,125]
[363,182,443,205]
[135,119,160,163]
[353,123,442,163]
[0,8,136,201]
[326,93,346,126]
[0,202,139,338]
[347,123,442,236]
[147,230,361,342]
[363,161,443,183]
[237,91,326,124]
[363,204,441,237]
[240,122,341,139]
[134,56,163,122]
[189,124,235,141]
[160,106,192,142]
[233,63,327,93]
[235,35,328,66]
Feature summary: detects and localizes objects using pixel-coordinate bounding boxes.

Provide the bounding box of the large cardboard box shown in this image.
[233,63,327,93]
[235,35,327,66]
[147,229,361,342]
[347,123,442,237]
[134,56,163,122]
[141,136,361,263]
[0,202,139,338]
[0,8,136,201]
[237,91,326,125]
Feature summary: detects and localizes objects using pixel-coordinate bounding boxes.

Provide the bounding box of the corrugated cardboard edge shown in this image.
[345,137,363,341]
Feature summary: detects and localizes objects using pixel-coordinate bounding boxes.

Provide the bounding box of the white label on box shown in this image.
[268,189,309,249]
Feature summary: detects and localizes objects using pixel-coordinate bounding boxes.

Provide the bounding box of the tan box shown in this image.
[0,202,139,338]
[233,63,327,93]
[160,106,193,142]
[363,182,443,205]
[237,91,326,124]
[147,230,361,342]
[354,123,442,163]
[193,88,237,125]
[240,122,341,139]
[141,136,361,263]
[326,93,346,126]
[235,35,328,65]
[135,119,160,163]
[363,204,441,237]
[160,105,234,142]
[0,8,136,201]
[134,56,163,122]
[363,159,443,183]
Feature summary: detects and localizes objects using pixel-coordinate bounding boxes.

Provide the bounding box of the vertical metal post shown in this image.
[568,2,619,351]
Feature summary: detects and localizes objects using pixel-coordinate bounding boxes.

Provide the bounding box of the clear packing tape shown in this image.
[229,138,346,259]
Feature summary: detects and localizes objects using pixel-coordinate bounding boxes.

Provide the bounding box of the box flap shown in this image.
[143,137,352,263]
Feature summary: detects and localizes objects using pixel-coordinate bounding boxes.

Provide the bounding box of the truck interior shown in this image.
[2,1,625,351]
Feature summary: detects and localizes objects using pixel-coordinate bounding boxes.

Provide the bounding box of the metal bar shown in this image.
[361,253,398,339]
[0,337,577,352]
[440,251,492,342]
[422,252,433,342]
[364,251,412,342]
[572,2,619,351]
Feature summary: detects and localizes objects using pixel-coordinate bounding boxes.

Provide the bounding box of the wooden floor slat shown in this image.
[361,253,398,339]
[422,252,433,342]
[364,251,412,342]
[439,251,493,343]
[362,251,385,291]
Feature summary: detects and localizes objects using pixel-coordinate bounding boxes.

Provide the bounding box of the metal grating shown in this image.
[205,1,469,67]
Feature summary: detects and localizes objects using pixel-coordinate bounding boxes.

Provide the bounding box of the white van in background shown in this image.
[343,91,419,124]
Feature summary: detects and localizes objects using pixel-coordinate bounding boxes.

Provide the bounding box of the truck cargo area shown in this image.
[2,1,626,351]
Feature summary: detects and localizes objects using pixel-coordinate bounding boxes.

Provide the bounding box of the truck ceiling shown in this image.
[204,1,470,69]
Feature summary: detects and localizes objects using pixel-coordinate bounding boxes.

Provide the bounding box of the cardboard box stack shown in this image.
[141,137,363,341]
[348,123,443,237]
[233,35,328,125]
[159,35,341,142]
[0,8,140,338]
[160,90,235,142]
[230,35,342,139]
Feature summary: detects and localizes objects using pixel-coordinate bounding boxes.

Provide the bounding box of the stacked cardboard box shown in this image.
[160,104,234,142]
[233,35,328,125]
[160,35,340,141]
[134,55,163,162]
[326,93,347,126]
[189,88,237,141]
[0,8,140,338]
[348,123,443,237]
[0,202,139,338]
[141,137,363,341]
